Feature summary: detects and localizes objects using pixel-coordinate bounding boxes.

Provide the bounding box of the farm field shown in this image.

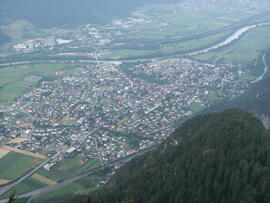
[36,169,64,182]
[0,148,9,159]
[0,151,42,181]
[0,177,48,199]
[13,177,48,194]
[57,154,101,175]
[0,63,78,104]
[1,145,47,159]
[31,173,57,185]
[36,174,101,201]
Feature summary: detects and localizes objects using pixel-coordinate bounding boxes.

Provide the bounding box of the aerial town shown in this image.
[0,56,251,170]
[0,0,261,174]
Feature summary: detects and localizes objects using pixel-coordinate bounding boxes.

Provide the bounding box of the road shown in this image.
[0,146,157,203]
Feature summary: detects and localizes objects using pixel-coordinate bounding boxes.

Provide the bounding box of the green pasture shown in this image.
[0,177,48,199]
[37,175,100,201]
[36,176,99,200]
[0,152,42,180]
[58,155,101,175]
[37,169,63,182]
[0,63,77,103]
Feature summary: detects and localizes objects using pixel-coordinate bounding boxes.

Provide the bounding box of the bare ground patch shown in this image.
[0,148,9,159]
[2,146,47,159]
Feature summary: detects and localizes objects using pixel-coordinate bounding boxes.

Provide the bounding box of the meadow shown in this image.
[0,152,42,180]
[36,175,101,201]
[0,177,48,199]
[57,154,101,175]
[0,63,77,104]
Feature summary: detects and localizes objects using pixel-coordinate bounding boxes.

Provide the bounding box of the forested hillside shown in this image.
[68,109,270,203]
[0,0,178,28]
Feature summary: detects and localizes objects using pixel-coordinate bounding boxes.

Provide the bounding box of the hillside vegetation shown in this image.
[67,109,270,203]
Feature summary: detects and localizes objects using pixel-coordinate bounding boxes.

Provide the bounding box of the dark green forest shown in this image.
[0,0,178,28]
[67,109,270,203]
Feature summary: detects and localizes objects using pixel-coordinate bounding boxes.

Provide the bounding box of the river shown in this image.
[251,54,269,84]
[187,22,270,56]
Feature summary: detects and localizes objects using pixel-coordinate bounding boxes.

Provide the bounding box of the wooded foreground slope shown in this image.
[71,109,270,203]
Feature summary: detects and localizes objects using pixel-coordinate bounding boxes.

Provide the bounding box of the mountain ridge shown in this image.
[0,0,178,28]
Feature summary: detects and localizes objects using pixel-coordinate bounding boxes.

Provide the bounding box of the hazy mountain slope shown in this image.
[69,109,270,203]
[0,0,178,28]
[0,30,10,46]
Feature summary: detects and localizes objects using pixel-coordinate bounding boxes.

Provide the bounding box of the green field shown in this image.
[189,102,205,113]
[37,169,64,182]
[0,178,48,199]
[37,175,101,201]
[0,152,42,180]
[57,155,101,175]
[0,63,77,103]
[194,25,270,63]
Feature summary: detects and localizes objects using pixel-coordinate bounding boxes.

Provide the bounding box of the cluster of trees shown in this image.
[69,109,270,203]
